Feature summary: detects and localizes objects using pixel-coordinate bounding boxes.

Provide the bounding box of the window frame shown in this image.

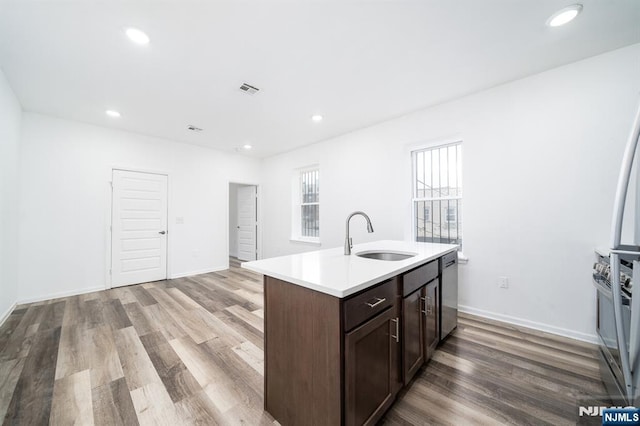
[291,165,321,244]
[411,140,462,247]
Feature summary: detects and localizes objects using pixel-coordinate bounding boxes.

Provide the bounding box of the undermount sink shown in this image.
[355,250,417,261]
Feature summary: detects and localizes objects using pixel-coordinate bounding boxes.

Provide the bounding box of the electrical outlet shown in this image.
[499,276,509,289]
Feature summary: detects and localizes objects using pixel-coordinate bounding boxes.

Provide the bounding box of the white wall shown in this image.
[261,43,640,342]
[0,67,21,321]
[18,113,261,302]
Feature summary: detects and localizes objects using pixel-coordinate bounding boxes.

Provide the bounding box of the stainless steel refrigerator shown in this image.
[599,99,640,406]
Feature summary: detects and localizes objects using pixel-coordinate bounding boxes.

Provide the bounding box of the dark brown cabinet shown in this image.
[345,306,400,426]
[424,279,439,360]
[400,260,440,384]
[402,288,424,383]
[263,253,454,426]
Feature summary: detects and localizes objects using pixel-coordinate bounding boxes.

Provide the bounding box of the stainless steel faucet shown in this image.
[344,211,374,255]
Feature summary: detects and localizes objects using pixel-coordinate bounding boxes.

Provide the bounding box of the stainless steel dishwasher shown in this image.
[440,251,458,340]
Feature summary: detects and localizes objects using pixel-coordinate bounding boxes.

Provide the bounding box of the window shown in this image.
[412,142,462,246]
[292,167,320,242]
[446,206,456,222]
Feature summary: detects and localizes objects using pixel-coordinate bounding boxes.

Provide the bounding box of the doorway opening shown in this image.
[229,183,259,262]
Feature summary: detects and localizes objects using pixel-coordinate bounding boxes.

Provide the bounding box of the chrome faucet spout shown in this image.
[344,211,374,255]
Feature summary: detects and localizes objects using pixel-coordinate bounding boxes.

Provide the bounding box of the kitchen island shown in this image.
[242,240,458,426]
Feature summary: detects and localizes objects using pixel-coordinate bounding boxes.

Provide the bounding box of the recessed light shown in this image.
[105,110,121,118]
[125,27,150,45]
[311,115,323,122]
[546,4,583,27]
[243,144,252,150]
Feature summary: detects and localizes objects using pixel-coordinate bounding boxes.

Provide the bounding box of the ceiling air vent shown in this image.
[187,125,203,132]
[239,83,260,95]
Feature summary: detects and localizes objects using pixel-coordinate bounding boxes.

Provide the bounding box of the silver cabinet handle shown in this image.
[427,296,433,315]
[420,296,427,316]
[159,231,166,235]
[390,317,400,343]
[365,297,386,308]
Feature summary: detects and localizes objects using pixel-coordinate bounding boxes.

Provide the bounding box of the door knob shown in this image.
[159,231,166,235]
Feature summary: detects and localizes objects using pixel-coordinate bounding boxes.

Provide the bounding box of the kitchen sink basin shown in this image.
[355,250,417,261]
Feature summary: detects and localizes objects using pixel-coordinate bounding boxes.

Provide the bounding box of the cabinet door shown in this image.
[424,280,439,361]
[345,307,400,426]
[402,288,424,384]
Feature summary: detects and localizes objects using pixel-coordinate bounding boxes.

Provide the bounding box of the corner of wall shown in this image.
[0,65,23,321]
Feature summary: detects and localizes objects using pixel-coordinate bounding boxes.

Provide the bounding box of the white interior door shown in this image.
[237,185,257,261]
[111,170,168,287]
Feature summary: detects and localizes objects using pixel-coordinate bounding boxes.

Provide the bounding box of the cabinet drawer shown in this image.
[344,279,396,332]
[402,260,438,297]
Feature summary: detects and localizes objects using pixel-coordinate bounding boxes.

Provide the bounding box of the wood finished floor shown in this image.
[0,258,608,425]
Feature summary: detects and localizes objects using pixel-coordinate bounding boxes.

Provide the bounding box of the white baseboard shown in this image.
[14,266,229,305]
[0,301,17,328]
[17,285,106,305]
[170,265,228,279]
[459,304,599,345]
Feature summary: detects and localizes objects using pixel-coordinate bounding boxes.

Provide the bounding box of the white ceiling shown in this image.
[0,1,639,158]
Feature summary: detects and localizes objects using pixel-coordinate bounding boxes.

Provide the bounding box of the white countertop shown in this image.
[241,240,458,298]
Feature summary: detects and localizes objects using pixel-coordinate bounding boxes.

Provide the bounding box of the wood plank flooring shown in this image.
[0,258,608,425]
[382,315,609,426]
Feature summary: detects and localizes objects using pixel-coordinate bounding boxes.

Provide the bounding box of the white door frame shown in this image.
[106,167,171,289]
[227,181,261,265]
